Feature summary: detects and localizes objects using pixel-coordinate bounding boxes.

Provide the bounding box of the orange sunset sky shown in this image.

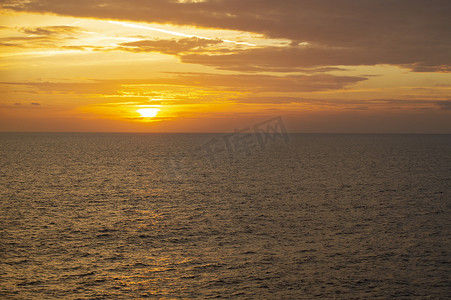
[0,0,450,133]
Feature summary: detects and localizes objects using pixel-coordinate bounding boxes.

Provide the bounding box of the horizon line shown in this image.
[1,132,450,135]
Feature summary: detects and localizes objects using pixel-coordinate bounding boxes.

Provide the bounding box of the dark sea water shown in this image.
[0,133,450,299]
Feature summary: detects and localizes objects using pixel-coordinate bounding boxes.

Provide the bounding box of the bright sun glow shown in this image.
[137,108,160,118]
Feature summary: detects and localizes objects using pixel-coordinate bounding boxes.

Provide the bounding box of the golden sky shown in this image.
[0,0,450,132]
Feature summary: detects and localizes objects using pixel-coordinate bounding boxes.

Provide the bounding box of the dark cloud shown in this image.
[0,81,121,95]
[157,73,367,92]
[0,72,366,94]
[436,100,451,110]
[118,39,362,72]
[0,37,44,48]
[234,96,445,110]
[0,25,84,48]
[61,45,104,50]
[20,25,82,36]
[181,43,451,72]
[0,102,43,109]
[2,0,450,71]
[119,37,223,55]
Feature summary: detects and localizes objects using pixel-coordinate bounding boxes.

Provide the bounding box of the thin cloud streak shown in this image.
[108,20,256,46]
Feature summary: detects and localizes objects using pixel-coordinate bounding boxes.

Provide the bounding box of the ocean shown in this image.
[0,133,450,299]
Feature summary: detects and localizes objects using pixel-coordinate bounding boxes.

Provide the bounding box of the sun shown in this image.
[137,108,160,118]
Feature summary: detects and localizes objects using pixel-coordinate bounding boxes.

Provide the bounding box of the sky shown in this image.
[0,0,450,133]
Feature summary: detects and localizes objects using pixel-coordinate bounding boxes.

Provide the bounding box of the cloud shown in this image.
[180,44,451,72]
[2,0,450,71]
[118,37,223,55]
[234,96,447,111]
[116,39,371,72]
[0,102,43,109]
[0,72,366,95]
[0,80,122,95]
[0,25,84,48]
[0,36,44,47]
[156,73,367,92]
[436,100,451,110]
[20,25,83,36]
